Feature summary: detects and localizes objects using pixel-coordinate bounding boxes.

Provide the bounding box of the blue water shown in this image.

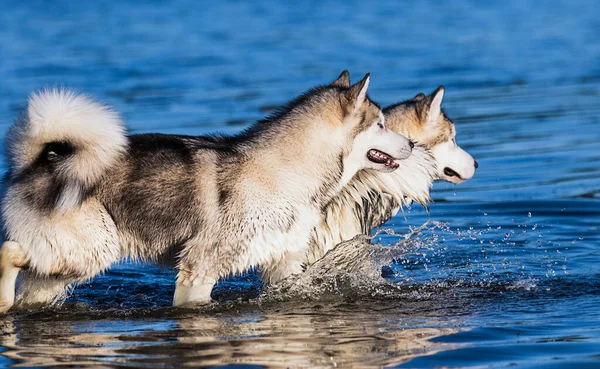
[1,0,599,368]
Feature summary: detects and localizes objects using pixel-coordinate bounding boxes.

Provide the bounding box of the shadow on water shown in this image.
[1,0,600,367]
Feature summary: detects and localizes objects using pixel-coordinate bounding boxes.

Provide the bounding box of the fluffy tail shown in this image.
[5,89,127,212]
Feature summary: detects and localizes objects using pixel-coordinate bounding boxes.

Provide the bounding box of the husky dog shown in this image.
[0,74,415,312]
[263,71,478,283]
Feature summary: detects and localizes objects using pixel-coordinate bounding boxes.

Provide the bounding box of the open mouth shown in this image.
[367,149,399,169]
[444,167,462,179]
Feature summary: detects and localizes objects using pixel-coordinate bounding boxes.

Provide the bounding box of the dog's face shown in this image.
[321,72,413,182]
[383,87,477,184]
[329,71,413,177]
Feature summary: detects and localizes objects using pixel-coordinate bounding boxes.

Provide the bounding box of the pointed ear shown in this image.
[427,86,444,122]
[331,70,350,88]
[346,73,370,114]
[410,92,426,102]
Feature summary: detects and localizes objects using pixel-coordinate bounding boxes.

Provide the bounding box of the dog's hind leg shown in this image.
[0,241,28,313]
[15,272,74,309]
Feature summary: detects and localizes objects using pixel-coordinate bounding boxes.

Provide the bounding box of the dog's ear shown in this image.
[410,92,426,102]
[426,86,444,123]
[331,70,351,88]
[345,73,370,115]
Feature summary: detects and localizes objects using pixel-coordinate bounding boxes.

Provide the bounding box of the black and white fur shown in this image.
[0,74,414,311]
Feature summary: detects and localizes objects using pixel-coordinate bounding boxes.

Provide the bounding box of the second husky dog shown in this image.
[0,73,414,311]
[262,71,478,282]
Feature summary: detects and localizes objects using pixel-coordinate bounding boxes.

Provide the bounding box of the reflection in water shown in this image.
[1,307,460,368]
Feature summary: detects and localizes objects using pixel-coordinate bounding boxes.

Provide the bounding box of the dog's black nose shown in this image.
[474,160,479,169]
[408,140,415,149]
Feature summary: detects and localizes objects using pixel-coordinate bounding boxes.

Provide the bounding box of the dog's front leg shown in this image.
[173,269,216,307]
[15,272,74,309]
[261,251,306,285]
[0,241,28,313]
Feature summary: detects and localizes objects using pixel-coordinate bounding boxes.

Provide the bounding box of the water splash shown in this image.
[263,212,565,303]
[263,222,449,301]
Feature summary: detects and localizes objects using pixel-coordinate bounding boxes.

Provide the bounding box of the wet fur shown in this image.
[2,76,408,310]
[301,85,471,273]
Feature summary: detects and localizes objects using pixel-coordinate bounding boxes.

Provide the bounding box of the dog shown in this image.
[262,71,478,283]
[0,73,415,312]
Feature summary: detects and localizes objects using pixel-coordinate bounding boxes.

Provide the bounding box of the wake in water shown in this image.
[264,222,436,301]
[263,214,559,303]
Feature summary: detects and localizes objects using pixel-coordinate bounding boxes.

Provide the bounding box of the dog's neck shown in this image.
[307,145,437,264]
[232,119,347,211]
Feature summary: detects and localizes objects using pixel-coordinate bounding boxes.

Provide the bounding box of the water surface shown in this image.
[0,0,599,368]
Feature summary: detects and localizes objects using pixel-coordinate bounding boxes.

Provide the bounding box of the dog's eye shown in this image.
[377,122,384,129]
